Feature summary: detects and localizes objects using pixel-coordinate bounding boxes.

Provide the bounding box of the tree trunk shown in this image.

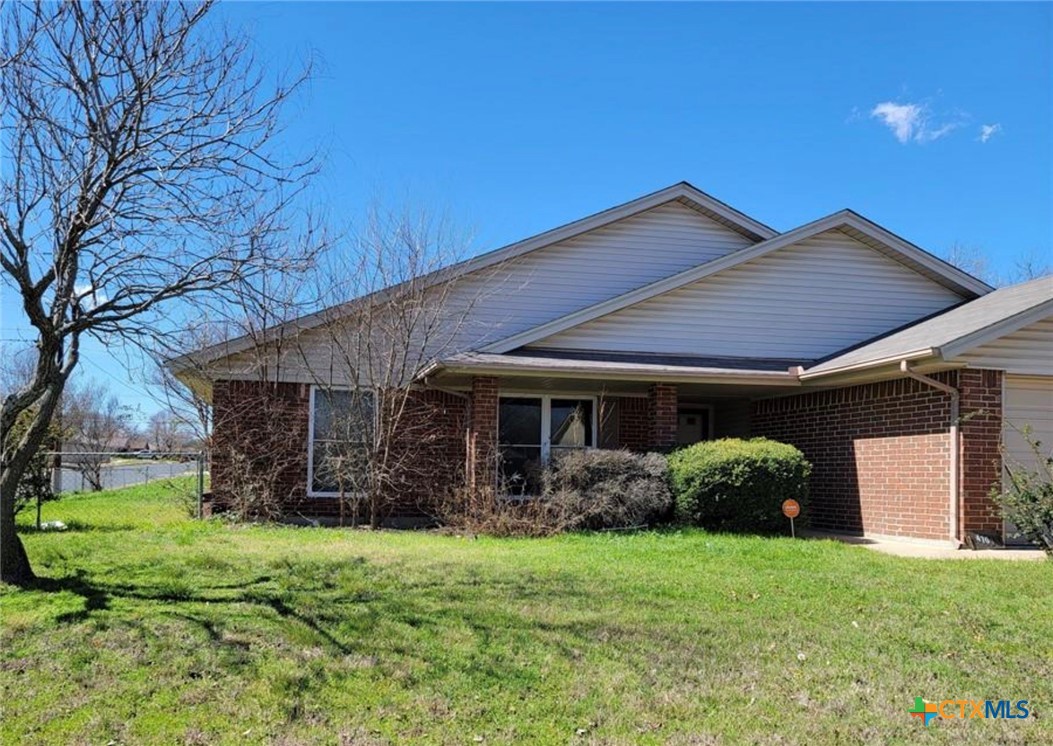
[1,375,69,586]
[1,463,36,585]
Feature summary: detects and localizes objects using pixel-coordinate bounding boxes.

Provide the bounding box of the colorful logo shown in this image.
[909,697,940,726]
[909,697,1030,726]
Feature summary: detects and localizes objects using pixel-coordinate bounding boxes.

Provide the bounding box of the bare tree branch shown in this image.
[296,202,494,527]
[1,1,323,584]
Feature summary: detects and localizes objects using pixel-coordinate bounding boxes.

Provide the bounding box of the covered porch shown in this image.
[418,349,803,493]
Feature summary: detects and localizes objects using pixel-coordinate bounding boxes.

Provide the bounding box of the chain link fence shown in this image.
[37,450,208,525]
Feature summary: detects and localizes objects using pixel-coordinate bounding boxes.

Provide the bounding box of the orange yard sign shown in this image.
[782,499,800,538]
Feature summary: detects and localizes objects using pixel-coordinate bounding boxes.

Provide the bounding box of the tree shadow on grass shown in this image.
[18,556,692,739]
[26,560,598,671]
[31,571,365,666]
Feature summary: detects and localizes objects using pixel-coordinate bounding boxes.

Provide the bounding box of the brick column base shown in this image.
[468,376,499,492]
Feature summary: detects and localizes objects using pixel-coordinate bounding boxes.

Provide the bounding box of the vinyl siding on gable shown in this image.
[531,229,967,360]
[207,201,757,384]
[956,316,1053,376]
[439,200,755,350]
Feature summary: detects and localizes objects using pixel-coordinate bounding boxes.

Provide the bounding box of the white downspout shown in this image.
[899,361,960,547]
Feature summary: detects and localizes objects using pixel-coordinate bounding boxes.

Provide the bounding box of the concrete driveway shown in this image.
[805,530,1046,560]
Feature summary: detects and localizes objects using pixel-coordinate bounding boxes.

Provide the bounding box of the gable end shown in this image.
[524,228,969,360]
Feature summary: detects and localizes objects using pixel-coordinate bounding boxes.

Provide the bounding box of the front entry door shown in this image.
[677,409,710,446]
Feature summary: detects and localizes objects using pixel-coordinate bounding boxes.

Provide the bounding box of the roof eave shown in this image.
[800,291,1053,381]
[838,211,993,297]
[940,297,1053,360]
[169,366,215,404]
[419,360,801,387]
[798,348,939,381]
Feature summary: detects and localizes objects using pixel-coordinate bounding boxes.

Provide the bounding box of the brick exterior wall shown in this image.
[752,375,955,541]
[958,369,1003,536]
[211,379,312,510]
[467,376,499,492]
[648,383,678,451]
[617,396,651,451]
[210,370,1006,539]
[385,389,469,517]
[752,370,1005,543]
[606,390,679,453]
[210,380,467,523]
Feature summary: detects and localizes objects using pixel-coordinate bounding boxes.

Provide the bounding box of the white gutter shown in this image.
[420,361,800,387]
[419,375,471,400]
[899,360,960,547]
[798,348,937,381]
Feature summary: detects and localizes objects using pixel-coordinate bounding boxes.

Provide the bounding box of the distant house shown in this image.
[170,183,1053,546]
[63,435,142,457]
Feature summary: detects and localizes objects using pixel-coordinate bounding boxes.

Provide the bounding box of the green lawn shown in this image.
[2,482,1051,745]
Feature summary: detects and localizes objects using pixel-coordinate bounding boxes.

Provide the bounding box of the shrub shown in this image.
[542,449,672,530]
[669,438,811,533]
[995,428,1053,556]
[437,485,566,538]
[438,449,672,536]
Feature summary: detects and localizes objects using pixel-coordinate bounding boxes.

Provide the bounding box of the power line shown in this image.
[77,356,165,412]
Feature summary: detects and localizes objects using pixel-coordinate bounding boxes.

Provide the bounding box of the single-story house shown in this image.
[170,182,1053,546]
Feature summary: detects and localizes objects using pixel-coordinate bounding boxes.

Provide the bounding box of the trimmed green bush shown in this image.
[668,438,811,533]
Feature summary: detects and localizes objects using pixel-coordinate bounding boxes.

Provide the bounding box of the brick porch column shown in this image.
[468,376,499,492]
[958,369,1003,540]
[648,383,678,451]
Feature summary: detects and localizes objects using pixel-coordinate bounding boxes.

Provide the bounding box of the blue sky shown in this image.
[2,1,1051,418]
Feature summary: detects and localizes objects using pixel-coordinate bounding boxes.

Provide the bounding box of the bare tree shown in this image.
[0,345,36,404]
[1,345,61,516]
[147,410,193,453]
[943,243,1051,287]
[1,1,320,584]
[63,381,132,491]
[304,204,490,527]
[150,322,235,452]
[152,363,211,451]
[1011,249,1052,284]
[943,243,1000,286]
[171,236,330,523]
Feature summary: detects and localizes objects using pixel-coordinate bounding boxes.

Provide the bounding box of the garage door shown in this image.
[1003,375,1053,544]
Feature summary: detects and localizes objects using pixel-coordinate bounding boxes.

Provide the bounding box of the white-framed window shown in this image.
[498,394,597,494]
[307,386,375,497]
